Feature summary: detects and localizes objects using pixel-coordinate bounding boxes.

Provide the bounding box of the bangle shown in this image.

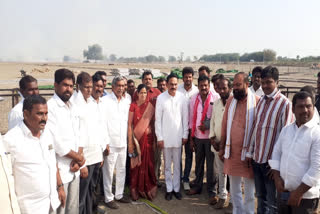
[57,183,64,190]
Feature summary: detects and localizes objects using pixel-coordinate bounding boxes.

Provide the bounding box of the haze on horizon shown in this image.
[0,0,319,62]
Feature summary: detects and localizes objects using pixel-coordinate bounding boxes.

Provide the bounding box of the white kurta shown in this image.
[155,91,189,148]
[249,85,264,97]
[3,122,60,214]
[8,99,24,130]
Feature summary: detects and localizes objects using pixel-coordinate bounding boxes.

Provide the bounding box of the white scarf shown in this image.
[224,89,256,161]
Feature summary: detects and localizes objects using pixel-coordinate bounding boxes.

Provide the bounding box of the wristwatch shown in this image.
[129,152,137,158]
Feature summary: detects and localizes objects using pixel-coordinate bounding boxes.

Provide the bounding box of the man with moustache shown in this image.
[198,66,219,95]
[4,95,65,214]
[188,75,220,200]
[157,77,167,93]
[249,66,264,97]
[94,71,108,96]
[8,75,39,130]
[78,73,110,214]
[209,76,232,209]
[127,79,136,98]
[177,67,199,191]
[269,91,320,213]
[47,69,85,214]
[219,72,260,214]
[155,73,189,200]
[102,76,131,209]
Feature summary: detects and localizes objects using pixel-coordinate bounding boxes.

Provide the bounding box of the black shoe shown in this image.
[165,192,172,201]
[173,191,182,200]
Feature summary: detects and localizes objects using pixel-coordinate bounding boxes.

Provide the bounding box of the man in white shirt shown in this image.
[47,69,85,214]
[269,91,320,213]
[155,73,189,201]
[8,75,39,130]
[77,72,109,214]
[177,67,198,191]
[249,66,264,97]
[102,76,131,209]
[4,95,65,214]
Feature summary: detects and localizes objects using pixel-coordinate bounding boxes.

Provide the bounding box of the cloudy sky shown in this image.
[0,0,319,61]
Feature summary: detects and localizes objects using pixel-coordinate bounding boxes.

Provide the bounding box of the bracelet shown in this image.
[57,183,64,190]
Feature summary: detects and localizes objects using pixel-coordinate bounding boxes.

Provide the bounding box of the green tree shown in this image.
[263,49,277,62]
[168,56,177,62]
[109,54,117,62]
[83,44,103,61]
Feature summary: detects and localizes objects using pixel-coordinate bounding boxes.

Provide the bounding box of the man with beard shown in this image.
[209,76,232,209]
[246,66,293,214]
[219,72,260,214]
[102,76,131,209]
[249,66,264,97]
[8,75,39,130]
[127,79,136,98]
[4,95,65,214]
[269,91,320,213]
[157,77,167,93]
[188,75,220,201]
[177,67,198,191]
[47,69,85,214]
[155,73,189,200]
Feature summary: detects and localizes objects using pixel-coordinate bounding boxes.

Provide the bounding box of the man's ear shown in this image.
[23,109,29,121]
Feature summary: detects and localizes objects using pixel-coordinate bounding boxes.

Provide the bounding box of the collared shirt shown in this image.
[79,97,108,166]
[209,98,225,142]
[3,122,60,213]
[103,92,131,148]
[177,83,199,101]
[249,85,264,97]
[8,99,24,130]
[247,89,294,163]
[189,91,220,139]
[0,135,20,214]
[47,93,80,184]
[269,116,320,199]
[155,91,189,148]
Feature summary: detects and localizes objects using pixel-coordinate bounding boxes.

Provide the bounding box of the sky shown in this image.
[0,0,319,62]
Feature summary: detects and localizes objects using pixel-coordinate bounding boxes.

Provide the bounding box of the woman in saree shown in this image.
[128,84,157,201]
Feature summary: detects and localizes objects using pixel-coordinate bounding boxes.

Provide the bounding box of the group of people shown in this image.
[1,65,320,214]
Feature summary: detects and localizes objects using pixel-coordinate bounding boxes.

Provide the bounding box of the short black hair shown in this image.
[252,66,263,76]
[198,66,210,74]
[198,75,210,85]
[300,85,316,99]
[261,66,279,81]
[92,73,103,83]
[220,77,232,89]
[211,74,224,84]
[182,67,194,77]
[76,72,91,86]
[19,75,37,90]
[95,71,107,77]
[142,71,153,79]
[166,73,178,82]
[54,68,75,84]
[157,77,166,85]
[137,84,147,93]
[292,91,314,107]
[127,79,135,85]
[235,72,250,83]
[23,94,47,112]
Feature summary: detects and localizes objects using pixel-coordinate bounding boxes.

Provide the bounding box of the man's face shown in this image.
[101,75,107,88]
[92,80,104,99]
[218,80,231,101]
[112,80,125,98]
[127,82,136,95]
[157,81,167,93]
[252,72,262,88]
[24,104,48,132]
[199,69,209,77]
[198,80,210,97]
[317,77,320,94]
[21,81,39,98]
[54,78,74,102]
[213,80,220,94]
[142,74,153,89]
[183,73,193,87]
[261,77,277,95]
[293,97,314,126]
[233,74,248,100]
[79,81,93,100]
[167,78,178,96]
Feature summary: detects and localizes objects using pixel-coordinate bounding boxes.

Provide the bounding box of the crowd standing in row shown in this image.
[1,65,320,214]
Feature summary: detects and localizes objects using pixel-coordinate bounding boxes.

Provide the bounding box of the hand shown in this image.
[70,160,80,172]
[78,157,86,167]
[266,164,274,180]
[288,189,303,207]
[58,186,66,208]
[130,156,140,169]
[274,174,285,193]
[157,141,164,149]
[182,138,188,145]
[190,138,195,152]
[100,161,104,168]
[212,140,220,151]
[198,124,206,132]
[80,166,89,178]
[103,145,110,156]
[218,149,225,162]
[245,157,252,168]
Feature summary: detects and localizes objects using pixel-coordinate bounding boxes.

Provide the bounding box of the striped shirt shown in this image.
[246,89,294,163]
